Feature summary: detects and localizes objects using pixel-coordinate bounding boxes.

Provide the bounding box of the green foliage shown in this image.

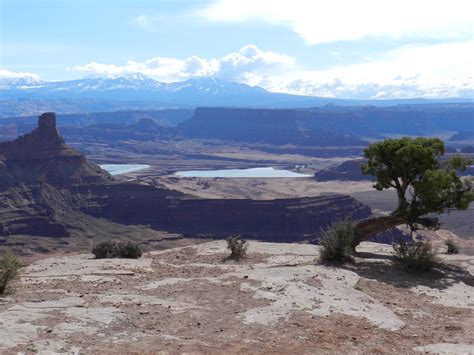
[0,249,22,295]
[226,236,248,259]
[362,137,445,191]
[361,137,474,233]
[445,239,459,254]
[319,219,355,262]
[92,241,117,259]
[393,240,437,271]
[92,241,142,259]
[118,241,143,259]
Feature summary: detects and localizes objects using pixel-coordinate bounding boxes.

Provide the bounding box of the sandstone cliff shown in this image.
[179,107,367,146]
[81,187,370,242]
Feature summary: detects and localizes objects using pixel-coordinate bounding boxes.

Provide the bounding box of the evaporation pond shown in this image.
[174,167,311,178]
[100,164,151,176]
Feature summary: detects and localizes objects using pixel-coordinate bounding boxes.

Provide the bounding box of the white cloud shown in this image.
[201,0,474,44]
[53,40,474,98]
[256,40,474,98]
[0,69,40,81]
[73,45,295,82]
[219,45,294,81]
[303,41,474,85]
[269,78,474,99]
[0,69,41,88]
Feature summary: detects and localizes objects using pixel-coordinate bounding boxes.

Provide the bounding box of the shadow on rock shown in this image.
[344,259,473,291]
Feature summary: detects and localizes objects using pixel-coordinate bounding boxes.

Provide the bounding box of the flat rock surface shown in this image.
[0,241,473,354]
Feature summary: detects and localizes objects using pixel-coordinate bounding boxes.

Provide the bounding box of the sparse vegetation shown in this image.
[0,249,22,295]
[92,240,142,259]
[227,236,248,259]
[319,219,355,263]
[393,240,437,271]
[445,239,459,254]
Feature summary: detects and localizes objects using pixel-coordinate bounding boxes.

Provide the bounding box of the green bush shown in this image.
[319,219,355,263]
[393,240,437,271]
[445,239,459,254]
[118,241,142,259]
[227,236,248,259]
[0,249,22,295]
[92,240,117,259]
[92,241,142,259]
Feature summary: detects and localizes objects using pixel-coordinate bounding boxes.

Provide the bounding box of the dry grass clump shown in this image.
[393,240,437,271]
[0,249,22,295]
[319,219,355,263]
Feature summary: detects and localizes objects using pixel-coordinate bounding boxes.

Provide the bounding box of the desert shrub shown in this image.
[393,240,437,271]
[0,249,22,295]
[445,239,459,254]
[227,236,248,259]
[118,241,142,259]
[92,240,118,259]
[319,219,355,263]
[92,241,142,259]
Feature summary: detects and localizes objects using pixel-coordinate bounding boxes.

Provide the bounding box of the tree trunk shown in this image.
[352,215,406,251]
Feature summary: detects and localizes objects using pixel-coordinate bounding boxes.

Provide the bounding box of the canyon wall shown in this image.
[179,107,367,146]
[81,184,371,241]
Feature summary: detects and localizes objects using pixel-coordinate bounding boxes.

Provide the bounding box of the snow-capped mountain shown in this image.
[0,74,44,89]
[37,73,163,93]
[1,74,257,94]
[164,77,267,95]
[0,74,310,106]
[1,74,469,108]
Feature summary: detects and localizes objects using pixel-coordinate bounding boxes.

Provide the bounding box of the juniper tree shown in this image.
[352,137,473,250]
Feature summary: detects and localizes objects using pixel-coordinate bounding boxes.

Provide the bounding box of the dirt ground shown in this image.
[0,241,473,354]
[154,176,375,200]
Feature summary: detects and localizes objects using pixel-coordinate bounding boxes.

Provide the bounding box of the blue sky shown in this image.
[1,0,473,98]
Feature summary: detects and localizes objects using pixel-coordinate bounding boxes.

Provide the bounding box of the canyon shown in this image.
[0,113,373,255]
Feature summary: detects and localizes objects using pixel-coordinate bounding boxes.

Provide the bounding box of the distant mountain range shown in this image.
[0,74,308,106]
[1,74,472,113]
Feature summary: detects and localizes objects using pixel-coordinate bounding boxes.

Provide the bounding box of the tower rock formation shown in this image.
[0,112,108,185]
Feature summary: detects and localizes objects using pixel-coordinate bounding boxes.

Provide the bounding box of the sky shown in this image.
[1,0,473,99]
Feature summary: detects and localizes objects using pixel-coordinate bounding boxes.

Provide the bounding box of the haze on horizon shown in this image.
[1,0,473,99]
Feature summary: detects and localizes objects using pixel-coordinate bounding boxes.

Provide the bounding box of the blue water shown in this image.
[100,164,151,176]
[175,167,311,178]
